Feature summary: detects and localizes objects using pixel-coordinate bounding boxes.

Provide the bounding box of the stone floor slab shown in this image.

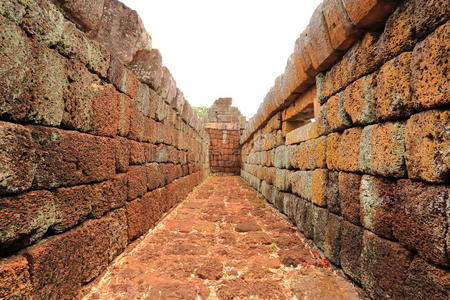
[81,176,366,300]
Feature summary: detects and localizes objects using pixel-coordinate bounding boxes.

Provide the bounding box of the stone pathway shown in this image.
[81,176,365,300]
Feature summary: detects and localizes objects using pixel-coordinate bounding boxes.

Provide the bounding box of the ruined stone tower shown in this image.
[205,98,246,175]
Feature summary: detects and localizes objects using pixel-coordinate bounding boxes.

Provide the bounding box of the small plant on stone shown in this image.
[271,241,279,252]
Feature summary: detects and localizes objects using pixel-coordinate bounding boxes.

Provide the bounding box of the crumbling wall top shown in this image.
[205,98,247,129]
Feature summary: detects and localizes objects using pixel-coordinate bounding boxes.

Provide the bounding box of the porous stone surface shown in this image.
[1,0,449,299]
[0,256,32,299]
[82,177,365,300]
[241,2,450,299]
[0,1,209,299]
[405,109,449,183]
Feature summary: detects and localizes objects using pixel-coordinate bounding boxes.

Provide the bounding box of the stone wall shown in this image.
[241,0,449,299]
[0,0,209,298]
[205,98,246,175]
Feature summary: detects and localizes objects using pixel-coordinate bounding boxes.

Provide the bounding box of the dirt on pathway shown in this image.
[81,176,365,300]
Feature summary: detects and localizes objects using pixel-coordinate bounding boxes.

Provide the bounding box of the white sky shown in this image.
[121,0,322,118]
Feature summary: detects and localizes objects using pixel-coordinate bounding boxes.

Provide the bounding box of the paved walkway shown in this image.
[82,176,365,300]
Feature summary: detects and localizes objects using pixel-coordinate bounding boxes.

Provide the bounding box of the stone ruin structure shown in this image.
[204,98,246,175]
[0,0,448,299]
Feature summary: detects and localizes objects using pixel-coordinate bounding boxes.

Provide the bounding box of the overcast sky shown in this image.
[120,0,322,118]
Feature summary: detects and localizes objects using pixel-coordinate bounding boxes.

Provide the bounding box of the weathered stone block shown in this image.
[0,122,37,195]
[325,92,352,132]
[340,221,363,283]
[106,208,128,262]
[161,163,182,184]
[129,107,145,141]
[324,213,342,265]
[374,0,416,63]
[282,87,316,123]
[57,22,110,77]
[290,143,307,170]
[308,4,341,72]
[31,127,116,189]
[337,127,362,172]
[25,218,113,299]
[62,61,101,132]
[312,205,329,250]
[374,52,413,121]
[412,0,449,39]
[322,0,362,51]
[318,32,380,102]
[52,185,93,233]
[312,169,328,207]
[90,175,128,219]
[289,171,313,201]
[274,145,290,169]
[296,199,314,239]
[326,132,341,170]
[57,0,105,31]
[283,193,299,223]
[361,231,414,300]
[134,82,150,117]
[0,16,68,126]
[295,28,315,78]
[317,99,331,134]
[160,67,177,104]
[315,136,327,168]
[0,190,56,251]
[338,172,361,225]
[274,168,290,192]
[18,0,66,47]
[108,59,139,99]
[393,179,449,267]
[260,181,273,203]
[0,15,32,121]
[88,0,152,64]
[117,93,131,137]
[304,141,317,170]
[341,0,398,28]
[115,136,130,172]
[0,255,31,299]
[405,110,449,183]
[91,83,120,137]
[127,165,147,200]
[285,122,319,145]
[403,257,450,300]
[360,175,396,239]
[326,171,340,215]
[360,122,406,178]
[146,163,165,191]
[126,196,151,241]
[27,47,68,126]
[272,188,285,212]
[343,74,376,125]
[129,140,146,165]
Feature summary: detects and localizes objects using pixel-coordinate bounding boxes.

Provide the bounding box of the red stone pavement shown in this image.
[81,176,366,300]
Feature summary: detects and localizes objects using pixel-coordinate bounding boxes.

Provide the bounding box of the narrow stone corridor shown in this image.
[81,176,364,300]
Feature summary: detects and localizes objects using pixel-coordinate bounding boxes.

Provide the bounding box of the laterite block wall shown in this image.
[205,98,246,175]
[0,0,209,298]
[241,0,449,299]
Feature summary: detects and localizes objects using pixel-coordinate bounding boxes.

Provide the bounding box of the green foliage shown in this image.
[271,241,279,252]
[194,106,208,118]
[19,0,34,6]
